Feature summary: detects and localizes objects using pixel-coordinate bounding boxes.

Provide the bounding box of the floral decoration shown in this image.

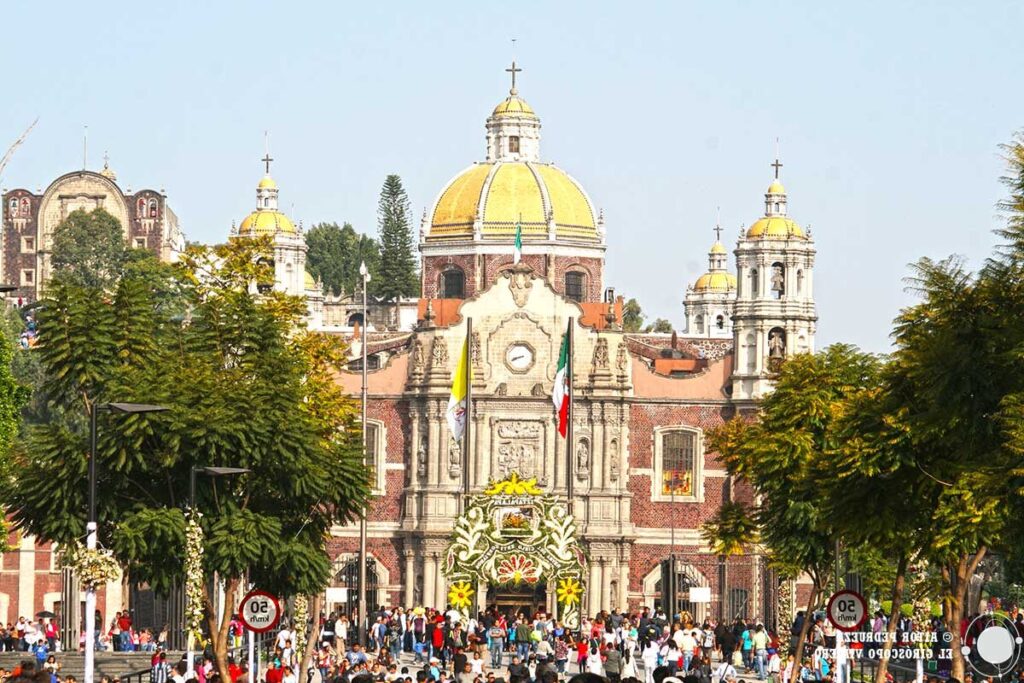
[483,473,542,496]
[495,554,540,585]
[184,509,206,642]
[447,581,474,610]
[556,576,583,606]
[61,542,120,589]
[293,594,309,657]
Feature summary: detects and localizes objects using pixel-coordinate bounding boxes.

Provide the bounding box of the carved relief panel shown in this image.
[492,419,545,484]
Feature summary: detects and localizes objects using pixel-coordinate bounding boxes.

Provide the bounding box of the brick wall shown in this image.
[423,254,604,302]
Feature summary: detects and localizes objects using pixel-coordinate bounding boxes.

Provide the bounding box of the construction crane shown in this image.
[0,118,39,183]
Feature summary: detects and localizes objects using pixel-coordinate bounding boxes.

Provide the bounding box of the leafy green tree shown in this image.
[702,345,878,681]
[644,318,673,333]
[305,222,381,296]
[50,208,128,288]
[376,175,419,303]
[622,298,644,332]
[2,239,369,679]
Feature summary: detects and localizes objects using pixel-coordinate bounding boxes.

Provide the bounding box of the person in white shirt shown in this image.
[714,660,737,683]
[642,642,660,683]
[276,627,292,652]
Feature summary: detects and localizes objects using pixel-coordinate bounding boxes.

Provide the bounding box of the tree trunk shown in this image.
[204,577,242,682]
[300,594,324,675]
[874,553,908,683]
[943,548,986,682]
[789,582,821,683]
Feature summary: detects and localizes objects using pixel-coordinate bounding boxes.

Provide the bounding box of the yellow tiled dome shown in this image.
[258,175,277,190]
[238,210,296,236]
[492,95,537,119]
[693,271,737,292]
[767,179,786,195]
[709,241,728,255]
[304,271,316,291]
[427,161,598,241]
[746,216,805,239]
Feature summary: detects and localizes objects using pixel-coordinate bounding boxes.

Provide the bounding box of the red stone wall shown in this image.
[327,536,405,607]
[422,253,604,302]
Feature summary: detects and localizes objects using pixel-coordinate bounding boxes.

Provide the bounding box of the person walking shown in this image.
[621,648,639,681]
[488,621,505,668]
[641,641,659,683]
[752,625,769,681]
[605,644,622,683]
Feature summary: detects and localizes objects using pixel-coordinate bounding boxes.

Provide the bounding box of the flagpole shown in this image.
[462,317,472,514]
[566,318,574,502]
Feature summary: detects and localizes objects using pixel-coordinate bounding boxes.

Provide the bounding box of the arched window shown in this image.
[347,313,364,327]
[694,314,704,334]
[715,315,725,330]
[441,267,465,299]
[744,333,756,373]
[565,271,585,302]
[148,199,158,218]
[651,426,705,503]
[750,269,758,297]
[797,269,804,295]
[8,198,17,216]
[20,197,28,214]
[509,136,520,154]
[137,198,146,216]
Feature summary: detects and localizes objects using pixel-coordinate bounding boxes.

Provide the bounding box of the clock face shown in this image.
[505,343,534,372]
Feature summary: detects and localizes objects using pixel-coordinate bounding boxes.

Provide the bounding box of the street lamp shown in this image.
[86,401,169,683]
[186,465,251,679]
[357,261,370,647]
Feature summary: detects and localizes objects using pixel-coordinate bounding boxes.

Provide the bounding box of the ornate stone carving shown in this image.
[507,264,534,307]
[497,421,542,439]
[615,342,629,373]
[575,438,590,480]
[417,428,428,478]
[496,443,537,480]
[592,338,610,370]
[431,336,448,366]
[609,438,620,482]
[531,382,546,397]
[494,382,508,396]
[470,332,482,367]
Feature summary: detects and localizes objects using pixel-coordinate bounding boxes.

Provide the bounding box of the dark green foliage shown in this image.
[2,236,370,603]
[621,298,644,332]
[376,175,419,300]
[50,208,129,289]
[305,222,381,296]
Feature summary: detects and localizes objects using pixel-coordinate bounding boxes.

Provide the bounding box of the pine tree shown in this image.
[376,175,420,302]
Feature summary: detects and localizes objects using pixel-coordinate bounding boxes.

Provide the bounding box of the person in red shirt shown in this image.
[117,612,133,652]
[265,661,284,683]
[227,657,243,683]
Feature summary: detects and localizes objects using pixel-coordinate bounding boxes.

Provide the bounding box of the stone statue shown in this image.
[609,438,620,482]
[431,336,448,366]
[448,437,462,476]
[616,342,629,373]
[771,265,785,293]
[592,338,609,370]
[417,438,427,477]
[769,331,786,359]
[575,439,590,477]
[411,338,425,372]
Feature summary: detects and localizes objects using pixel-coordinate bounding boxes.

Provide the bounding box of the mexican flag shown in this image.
[552,327,570,437]
[513,219,522,264]
[446,336,470,440]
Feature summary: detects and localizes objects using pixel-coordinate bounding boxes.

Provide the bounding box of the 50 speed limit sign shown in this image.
[239,589,281,633]
[826,589,867,632]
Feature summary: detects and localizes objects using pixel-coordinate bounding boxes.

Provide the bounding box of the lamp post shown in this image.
[186,466,251,680]
[357,261,370,647]
[86,402,168,683]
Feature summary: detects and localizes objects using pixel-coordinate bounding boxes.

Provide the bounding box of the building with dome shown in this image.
[0,159,184,302]
[321,65,818,627]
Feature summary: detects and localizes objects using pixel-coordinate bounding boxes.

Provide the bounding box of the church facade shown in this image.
[329,68,818,623]
[0,159,185,302]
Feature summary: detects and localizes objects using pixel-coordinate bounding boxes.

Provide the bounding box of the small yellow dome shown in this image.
[238,210,296,236]
[492,95,537,119]
[258,175,277,190]
[746,216,805,239]
[693,272,737,292]
[767,179,786,195]
[304,271,317,291]
[709,241,727,255]
[428,161,597,241]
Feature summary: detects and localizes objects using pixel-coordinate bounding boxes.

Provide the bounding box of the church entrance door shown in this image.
[487,582,547,620]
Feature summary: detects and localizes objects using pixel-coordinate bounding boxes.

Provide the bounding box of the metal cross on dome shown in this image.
[262,131,273,175]
[506,60,522,95]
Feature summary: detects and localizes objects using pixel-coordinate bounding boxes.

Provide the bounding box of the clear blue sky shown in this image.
[3,0,1021,352]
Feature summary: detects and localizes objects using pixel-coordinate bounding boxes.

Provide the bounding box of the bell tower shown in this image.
[731,156,817,402]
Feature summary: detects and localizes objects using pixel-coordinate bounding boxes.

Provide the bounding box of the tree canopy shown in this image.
[376,175,419,301]
[50,208,129,289]
[2,238,369,677]
[305,221,380,296]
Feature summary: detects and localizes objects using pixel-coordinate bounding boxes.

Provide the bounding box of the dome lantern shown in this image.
[486,60,542,163]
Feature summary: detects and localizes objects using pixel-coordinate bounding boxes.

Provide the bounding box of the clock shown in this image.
[505,343,535,373]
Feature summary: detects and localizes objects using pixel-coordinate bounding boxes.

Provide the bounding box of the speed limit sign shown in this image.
[826,589,867,632]
[239,589,281,633]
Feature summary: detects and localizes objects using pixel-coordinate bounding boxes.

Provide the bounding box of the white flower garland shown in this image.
[293,595,308,657]
[62,542,121,589]
[185,510,206,641]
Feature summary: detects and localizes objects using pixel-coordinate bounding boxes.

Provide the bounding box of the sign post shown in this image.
[826,589,868,632]
[240,588,281,683]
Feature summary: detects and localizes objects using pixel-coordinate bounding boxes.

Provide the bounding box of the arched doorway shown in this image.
[485,581,548,620]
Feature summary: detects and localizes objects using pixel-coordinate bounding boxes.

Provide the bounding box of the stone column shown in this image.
[618,549,630,609]
[427,404,441,487]
[410,412,421,486]
[434,555,447,610]
[404,550,416,607]
[588,558,601,615]
[474,412,488,488]
[600,559,611,611]
[423,552,437,609]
